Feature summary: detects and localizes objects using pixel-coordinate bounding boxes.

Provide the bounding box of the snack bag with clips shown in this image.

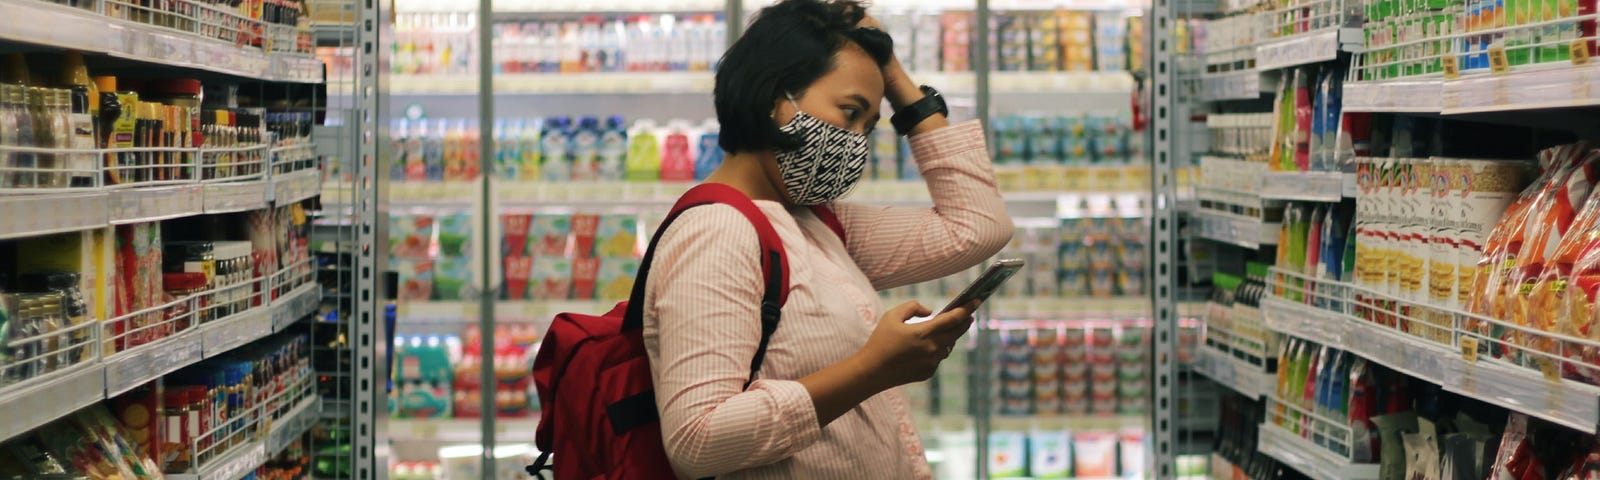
[1511,149,1600,365]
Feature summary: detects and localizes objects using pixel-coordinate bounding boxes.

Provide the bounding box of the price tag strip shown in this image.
[0,364,106,442]
[272,284,323,332]
[1256,423,1380,480]
[1262,297,1350,349]
[204,181,271,214]
[1255,30,1341,72]
[203,308,273,358]
[104,330,204,397]
[112,185,205,225]
[0,192,110,241]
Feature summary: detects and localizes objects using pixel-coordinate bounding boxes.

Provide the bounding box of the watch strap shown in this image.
[890,85,948,136]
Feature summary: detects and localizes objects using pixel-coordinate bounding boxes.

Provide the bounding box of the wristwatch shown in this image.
[890,85,948,136]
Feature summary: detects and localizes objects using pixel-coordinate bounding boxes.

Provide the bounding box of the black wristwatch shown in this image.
[890,85,948,136]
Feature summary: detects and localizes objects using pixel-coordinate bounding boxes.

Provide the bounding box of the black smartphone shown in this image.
[939,258,1026,314]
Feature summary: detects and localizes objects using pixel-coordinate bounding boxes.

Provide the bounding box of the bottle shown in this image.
[540,116,571,181]
[405,119,427,181]
[570,116,600,181]
[442,118,463,180]
[495,118,519,180]
[424,118,445,181]
[60,52,98,187]
[520,118,542,180]
[0,85,18,188]
[462,118,481,180]
[659,120,694,182]
[597,115,628,181]
[390,119,409,181]
[625,118,660,181]
[693,119,723,181]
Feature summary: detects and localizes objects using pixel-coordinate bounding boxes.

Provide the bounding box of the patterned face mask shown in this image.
[774,95,871,206]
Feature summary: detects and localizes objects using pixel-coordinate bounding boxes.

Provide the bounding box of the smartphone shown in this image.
[940,258,1026,314]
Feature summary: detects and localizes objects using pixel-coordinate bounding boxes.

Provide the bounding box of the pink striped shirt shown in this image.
[642,120,1014,479]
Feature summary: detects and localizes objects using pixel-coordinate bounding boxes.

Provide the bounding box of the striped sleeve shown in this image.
[643,205,823,479]
[833,119,1016,291]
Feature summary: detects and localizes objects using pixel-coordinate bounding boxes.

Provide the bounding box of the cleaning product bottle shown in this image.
[625,118,661,181]
[570,116,600,181]
[597,115,628,181]
[540,116,571,181]
[660,120,695,182]
[693,119,723,181]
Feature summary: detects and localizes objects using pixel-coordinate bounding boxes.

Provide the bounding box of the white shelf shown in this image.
[390,417,538,443]
[387,71,1133,96]
[1342,79,1444,113]
[1193,208,1279,249]
[1254,30,1341,72]
[1259,171,1346,202]
[1201,70,1262,101]
[1344,64,1600,114]
[364,179,1139,209]
[0,168,320,239]
[0,0,322,83]
[104,327,205,397]
[0,192,111,241]
[397,296,1158,324]
[1261,297,1349,348]
[0,363,106,440]
[1442,64,1600,114]
[1257,423,1379,480]
[1194,345,1273,399]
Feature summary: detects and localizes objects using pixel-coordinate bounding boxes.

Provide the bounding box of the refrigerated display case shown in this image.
[370,0,1222,478]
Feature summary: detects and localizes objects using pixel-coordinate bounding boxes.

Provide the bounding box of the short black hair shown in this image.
[714,0,893,154]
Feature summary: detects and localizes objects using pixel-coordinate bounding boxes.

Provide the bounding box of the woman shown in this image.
[641,0,1014,478]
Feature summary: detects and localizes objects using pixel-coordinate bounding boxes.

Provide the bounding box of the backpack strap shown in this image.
[810,205,847,245]
[622,183,789,389]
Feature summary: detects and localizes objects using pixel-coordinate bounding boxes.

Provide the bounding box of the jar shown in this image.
[163,272,207,332]
[165,242,216,323]
[163,387,194,472]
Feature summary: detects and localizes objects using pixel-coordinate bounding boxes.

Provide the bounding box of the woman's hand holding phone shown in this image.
[854,301,977,390]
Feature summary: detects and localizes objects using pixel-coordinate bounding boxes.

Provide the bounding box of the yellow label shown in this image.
[1489,47,1510,74]
[1442,55,1461,79]
[414,421,439,438]
[1574,40,1591,66]
[1537,357,1561,382]
[1460,337,1480,362]
[463,303,481,319]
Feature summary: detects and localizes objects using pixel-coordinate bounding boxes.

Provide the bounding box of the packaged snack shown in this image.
[1373,411,1420,480]
[432,256,471,301]
[570,257,600,301]
[1029,429,1072,479]
[596,258,640,302]
[988,431,1027,478]
[436,211,472,258]
[594,214,639,258]
[394,260,434,301]
[571,213,600,259]
[503,256,532,300]
[389,213,436,260]
[529,213,572,257]
[1072,431,1117,477]
[529,257,572,300]
[1487,414,1544,480]
[1508,150,1600,357]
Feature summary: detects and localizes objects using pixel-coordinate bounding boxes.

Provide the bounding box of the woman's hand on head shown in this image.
[855,13,920,110]
[853,301,976,390]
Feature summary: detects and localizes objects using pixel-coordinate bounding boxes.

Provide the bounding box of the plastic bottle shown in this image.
[424,119,445,181]
[391,119,409,181]
[693,119,723,181]
[442,119,464,181]
[462,119,481,180]
[540,117,571,181]
[660,120,695,182]
[625,119,661,181]
[570,116,601,181]
[597,115,628,181]
[494,118,516,179]
[520,118,542,180]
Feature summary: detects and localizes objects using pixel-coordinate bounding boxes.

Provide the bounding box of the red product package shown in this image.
[501,213,531,258]
[503,256,533,300]
[571,213,599,259]
[571,257,600,300]
[1489,414,1546,480]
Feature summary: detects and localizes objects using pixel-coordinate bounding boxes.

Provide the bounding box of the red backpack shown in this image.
[529,183,845,479]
